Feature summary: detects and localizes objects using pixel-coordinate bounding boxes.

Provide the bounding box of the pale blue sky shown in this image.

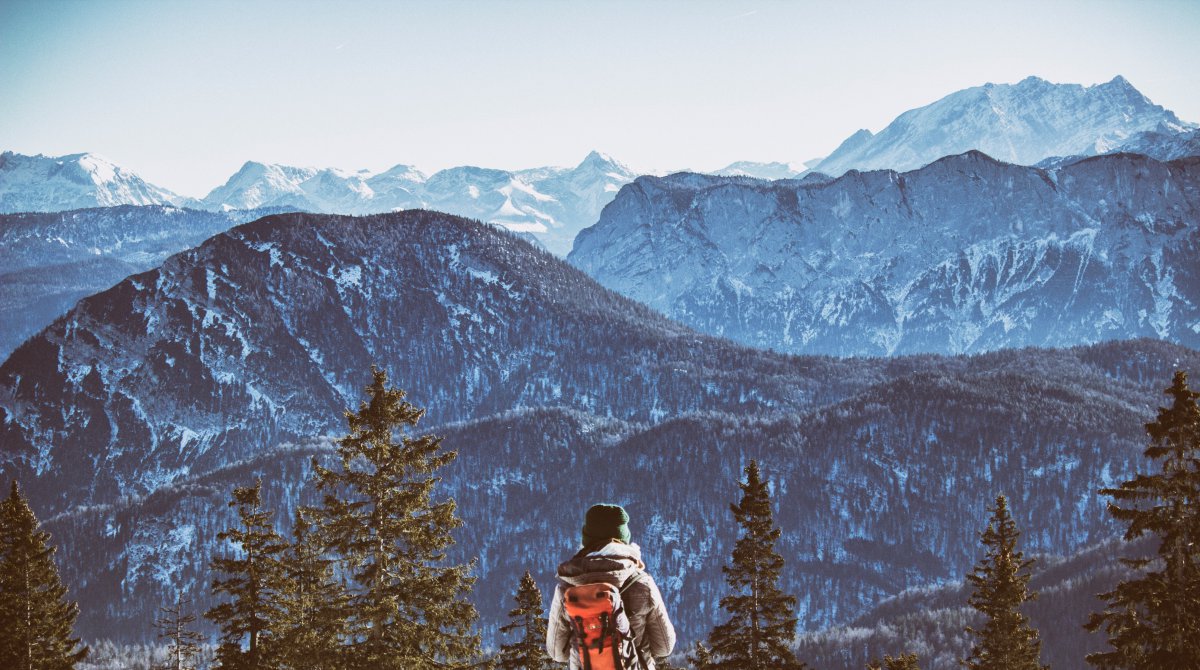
[2,0,1198,197]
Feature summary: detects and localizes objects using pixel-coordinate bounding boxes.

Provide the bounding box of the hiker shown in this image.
[547,503,676,669]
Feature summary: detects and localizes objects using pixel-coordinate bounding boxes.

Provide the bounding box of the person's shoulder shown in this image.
[625,568,662,593]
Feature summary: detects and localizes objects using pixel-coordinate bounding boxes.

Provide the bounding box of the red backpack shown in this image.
[562,574,645,670]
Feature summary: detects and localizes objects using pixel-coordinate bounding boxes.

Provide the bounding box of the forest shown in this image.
[4,366,1198,670]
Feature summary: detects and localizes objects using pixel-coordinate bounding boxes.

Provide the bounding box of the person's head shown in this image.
[581,503,631,548]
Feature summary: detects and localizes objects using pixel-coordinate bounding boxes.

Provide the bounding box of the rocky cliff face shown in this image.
[569,152,1200,357]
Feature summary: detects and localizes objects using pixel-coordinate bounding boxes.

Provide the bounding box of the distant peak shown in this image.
[924,149,1005,171]
[235,160,270,172]
[1107,74,1132,87]
[583,150,614,163]
[577,150,628,171]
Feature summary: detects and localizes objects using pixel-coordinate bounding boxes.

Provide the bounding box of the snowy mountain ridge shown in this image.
[813,75,1196,176]
[197,151,637,255]
[0,150,636,256]
[0,151,197,213]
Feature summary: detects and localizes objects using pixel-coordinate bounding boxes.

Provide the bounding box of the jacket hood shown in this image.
[557,541,645,587]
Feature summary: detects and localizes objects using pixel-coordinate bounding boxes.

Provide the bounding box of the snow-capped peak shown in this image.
[575,150,634,175]
[0,151,190,213]
[812,76,1195,176]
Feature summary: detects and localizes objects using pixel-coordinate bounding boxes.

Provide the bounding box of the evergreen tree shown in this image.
[0,480,88,670]
[313,366,482,669]
[866,652,921,670]
[154,597,203,670]
[206,479,287,670]
[707,461,807,670]
[962,495,1045,670]
[496,571,553,670]
[1085,370,1200,669]
[687,641,714,669]
[272,508,351,670]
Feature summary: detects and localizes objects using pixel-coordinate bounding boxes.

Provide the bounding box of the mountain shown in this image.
[0,205,298,361]
[1037,125,1200,170]
[0,210,817,515]
[1110,126,1200,162]
[2,210,1197,650]
[200,151,637,255]
[713,161,808,180]
[0,152,196,213]
[569,151,1200,357]
[813,76,1196,176]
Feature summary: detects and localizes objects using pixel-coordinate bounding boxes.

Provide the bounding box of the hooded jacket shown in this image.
[546,541,676,669]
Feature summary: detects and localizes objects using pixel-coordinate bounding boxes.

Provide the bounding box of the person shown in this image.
[546,503,676,669]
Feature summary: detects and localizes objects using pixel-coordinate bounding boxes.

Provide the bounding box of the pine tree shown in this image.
[866,652,921,670]
[962,495,1045,670]
[206,479,287,670]
[154,597,203,670]
[272,508,351,670]
[707,460,808,670]
[688,641,714,669]
[0,480,89,670]
[1085,370,1200,669]
[313,366,482,669]
[496,570,554,670]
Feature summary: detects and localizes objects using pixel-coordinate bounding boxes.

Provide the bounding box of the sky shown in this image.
[1,0,1199,197]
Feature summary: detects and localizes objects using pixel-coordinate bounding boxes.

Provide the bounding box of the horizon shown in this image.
[2,0,1199,197]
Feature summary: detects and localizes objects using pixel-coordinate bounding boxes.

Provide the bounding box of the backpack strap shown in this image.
[571,615,594,670]
[619,570,644,594]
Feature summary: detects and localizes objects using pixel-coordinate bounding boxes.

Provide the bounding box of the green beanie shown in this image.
[581,503,631,547]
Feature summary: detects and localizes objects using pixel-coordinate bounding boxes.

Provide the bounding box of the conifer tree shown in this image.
[0,480,89,670]
[962,495,1045,670]
[206,479,287,670]
[707,460,808,670]
[688,641,714,669]
[866,652,921,670]
[272,508,351,670]
[1085,370,1200,669]
[313,366,481,669]
[154,597,203,670]
[496,570,554,670]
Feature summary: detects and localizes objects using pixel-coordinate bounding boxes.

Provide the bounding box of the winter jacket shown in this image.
[546,541,676,669]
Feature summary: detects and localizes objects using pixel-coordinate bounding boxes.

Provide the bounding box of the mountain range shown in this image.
[2,211,1197,657]
[0,151,636,256]
[4,77,1196,256]
[3,73,1200,664]
[569,151,1200,357]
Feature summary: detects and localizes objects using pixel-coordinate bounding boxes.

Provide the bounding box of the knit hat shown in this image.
[581,503,631,547]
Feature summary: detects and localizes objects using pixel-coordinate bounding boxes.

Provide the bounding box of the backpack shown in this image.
[562,573,644,670]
